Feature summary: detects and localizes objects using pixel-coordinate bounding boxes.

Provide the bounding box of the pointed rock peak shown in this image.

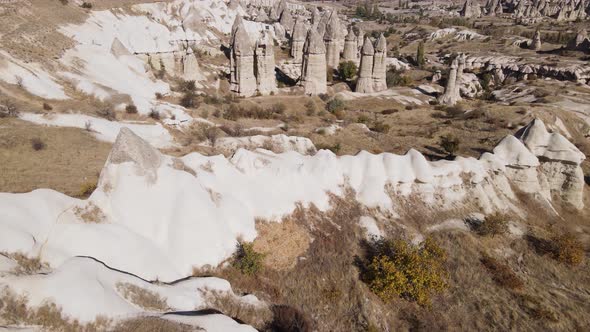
[304,28,326,54]
[232,23,254,55]
[108,128,162,171]
[361,37,375,55]
[450,56,459,68]
[493,135,539,167]
[292,19,307,41]
[345,27,357,41]
[232,15,245,36]
[375,33,387,52]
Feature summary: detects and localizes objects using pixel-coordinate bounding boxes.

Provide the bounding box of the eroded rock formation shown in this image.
[291,19,307,62]
[300,29,327,95]
[356,37,375,93]
[343,27,358,61]
[372,34,387,92]
[438,55,462,106]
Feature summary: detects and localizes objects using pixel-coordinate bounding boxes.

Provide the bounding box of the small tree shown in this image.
[416,41,425,68]
[440,134,460,157]
[326,98,345,113]
[233,242,264,276]
[338,61,358,81]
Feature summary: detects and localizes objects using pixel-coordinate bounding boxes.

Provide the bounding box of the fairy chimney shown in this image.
[291,19,307,62]
[323,11,341,69]
[255,31,277,95]
[530,29,542,51]
[230,16,257,96]
[300,29,327,95]
[372,33,387,92]
[355,37,375,93]
[438,56,462,106]
[343,27,358,61]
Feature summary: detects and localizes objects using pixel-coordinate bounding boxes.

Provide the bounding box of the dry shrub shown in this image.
[112,316,198,332]
[269,305,312,332]
[0,99,19,117]
[551,233,584,266]
[439,134,460,156]
[253,218,310,270]
[43,102,53,111]
[526,232,584,266]
[31,137,46,151]
[517,293,559,322]
[204,290,272,330]
[480,254,523,290]
[1,252,49,275]
[116,283,169,312]
[473,213,509,237]
[79,181,97,198]
[125,104,138,114]
[360,237,448,307]
[74,203,106,223]
[0,288,111,331]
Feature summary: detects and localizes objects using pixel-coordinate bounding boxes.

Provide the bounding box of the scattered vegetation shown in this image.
[204,290,272,330]
[232,242,265,276]
[43,102,53,111]
[360,237,448,307]
[338,61,358,81]
[416,41,426,68]
[1,252,49,275]
[439,134,460,157]
[480,254,523,289]
[326,98,345,113]
[125,104,138,114]
[79,181,97,198]
[30,137,46,151]
[472,213,509,237]
[80,2,92,9]
[527,232,584,266]
[386,69,412,87]
[0,99,19,118]
[116,283,170,311]
[268,305,312,332]
[148,109,160,120]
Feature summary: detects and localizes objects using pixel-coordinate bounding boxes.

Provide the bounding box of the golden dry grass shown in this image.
[253,216,311,271]
[0,118,111,196]
[116,283,170,312]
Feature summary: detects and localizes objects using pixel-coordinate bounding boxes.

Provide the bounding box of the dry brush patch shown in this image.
[116,283,170,312]
[1,252,49,275]
[203,290,272,330]
[112,316,201,332]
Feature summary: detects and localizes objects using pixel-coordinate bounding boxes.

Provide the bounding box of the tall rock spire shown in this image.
[372,33,387,92]
[255,31,277,95]
[355,37,375,93]
[342,27,358,61]
[230,19,256,96]
[291,19,308,62]
[300,29,327,95]
[438,55,462,106]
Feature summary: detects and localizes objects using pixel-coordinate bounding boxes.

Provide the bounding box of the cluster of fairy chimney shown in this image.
[460,0,589,21]
[229,3,388,96]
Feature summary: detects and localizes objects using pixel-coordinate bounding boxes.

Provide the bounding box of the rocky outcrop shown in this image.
[567,29,590,51]
[355,37,375,93]
[465,55,590,84]
[343,27,358,61]
[290,19,307,62]
[515,119,586,209]
[300,29,327,95]
[530,29,542,51]
[460,0,482,17]
[255,7,269,22]
[372,34,387,92]
[279,9,295,36]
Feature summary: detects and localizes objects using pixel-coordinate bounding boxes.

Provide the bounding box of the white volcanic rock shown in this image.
[206,134,317,155]
[516,119,585,164]
[356,37,375,93]
[373,34,388,92]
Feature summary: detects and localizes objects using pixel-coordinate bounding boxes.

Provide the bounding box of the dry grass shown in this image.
[112,316,201,332]
[0,119,110,196]
[0,287,112,331]
[253,216,311,271]
[116,283,170,312]
[203,290,272,330]
[480,254,524,290]
[1,252,49,275]
[73,203,106,224]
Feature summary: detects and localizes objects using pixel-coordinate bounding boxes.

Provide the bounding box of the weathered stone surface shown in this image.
[460,0,481,17]
[372,33,387,92]
[230,16,257,96]
[255,31,277,95]
[301,29,327,95]
[323,11,342,69]
[438,56,461,106]
[290,19,307,62]
[279,9,295,36]
[567,29,590,51]
[342,27,358,61]
[355,37,375,93]
[530,29,542,51]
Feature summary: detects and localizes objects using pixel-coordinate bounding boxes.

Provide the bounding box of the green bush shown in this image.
[475,213,509,237]
[326,98,345,113]
[386,69,412,88]
[338,61,358,81]
[439,134,460,156]
[233,242,264,276]
[362,237,448,307]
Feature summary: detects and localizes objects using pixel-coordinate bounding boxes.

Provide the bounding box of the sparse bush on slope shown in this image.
[361,237,448,307]
[233,242,264,276]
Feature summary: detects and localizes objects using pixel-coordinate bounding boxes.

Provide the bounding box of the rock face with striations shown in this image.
[530,29,542,51]
[567,29,590,51]
[516,119,586,209]
[356,37,375,93]
[290,19,307,62]
[255,31,277,95]
[438,55,462,106]
[372,33,387,92]
[300,29,327,95]
[342,27,358,61]
[279,9,295,36]
[230,16,257,97]
[323,11,341,69]
[460,0,482,17]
